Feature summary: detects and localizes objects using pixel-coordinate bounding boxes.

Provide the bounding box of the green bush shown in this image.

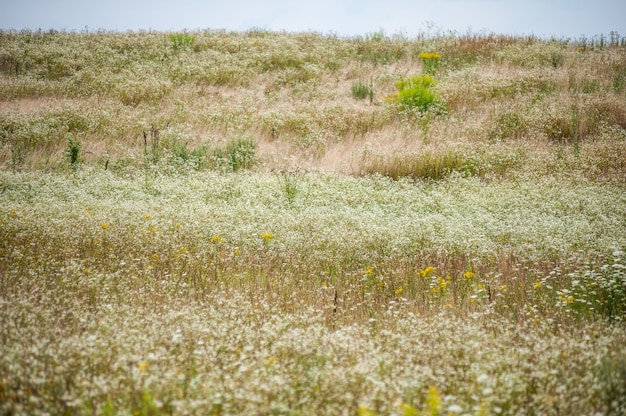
[388,75,445,113]
[65,135,82,170]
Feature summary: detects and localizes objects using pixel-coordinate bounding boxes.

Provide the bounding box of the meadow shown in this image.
[1,28,626,415]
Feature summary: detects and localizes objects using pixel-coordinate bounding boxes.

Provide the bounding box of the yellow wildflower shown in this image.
[534,281,542,289]
[438,276,448,291]
[420,52,441,60]
[101,223,108,231]
[138,362,148,371]
[464,271,475,280]
[420,266,436,278]
[210,234,224,244]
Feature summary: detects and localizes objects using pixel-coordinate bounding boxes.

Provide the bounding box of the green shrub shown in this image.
[65,135,82,170]
[278,170,300,205]
[351,80,373,101]
[388,75,445,113]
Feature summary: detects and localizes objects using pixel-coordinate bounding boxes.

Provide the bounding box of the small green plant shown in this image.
[65,135,82,170]
[419,52,441,75]
[212,136,257,172]
[351,80,374,101]
[169,33,195,50]
[278,170,301,205]
[387,75,445,113]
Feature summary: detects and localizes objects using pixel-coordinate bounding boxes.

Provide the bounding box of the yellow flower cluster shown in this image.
[420,52,441,60]
[420,266,436,278]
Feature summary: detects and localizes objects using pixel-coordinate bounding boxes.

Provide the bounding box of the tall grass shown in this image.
[1,28,626,415]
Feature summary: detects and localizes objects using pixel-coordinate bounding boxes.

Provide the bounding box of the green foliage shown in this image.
[389,75,445,113]
[65,135,82,169]
[278,171,300,205]
[211,136,257,172]
[169,33,195,50]
[351,80,373,101]
[171,141,207,169]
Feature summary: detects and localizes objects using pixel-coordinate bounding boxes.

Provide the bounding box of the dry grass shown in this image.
[1,29,626,415]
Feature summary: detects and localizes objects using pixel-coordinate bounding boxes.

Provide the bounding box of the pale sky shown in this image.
[1,0,624,39]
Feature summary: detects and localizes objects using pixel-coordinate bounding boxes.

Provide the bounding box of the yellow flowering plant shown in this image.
[420,51,441,75]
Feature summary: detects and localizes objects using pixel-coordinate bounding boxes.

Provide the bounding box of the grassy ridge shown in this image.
[1,29,626,415]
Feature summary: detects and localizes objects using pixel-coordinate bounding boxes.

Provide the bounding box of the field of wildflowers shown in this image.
[1,29,626,415]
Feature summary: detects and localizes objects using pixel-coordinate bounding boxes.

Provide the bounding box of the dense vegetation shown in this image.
[1,28,626,415]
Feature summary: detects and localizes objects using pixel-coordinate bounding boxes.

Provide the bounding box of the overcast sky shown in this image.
[1,0,624,39]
